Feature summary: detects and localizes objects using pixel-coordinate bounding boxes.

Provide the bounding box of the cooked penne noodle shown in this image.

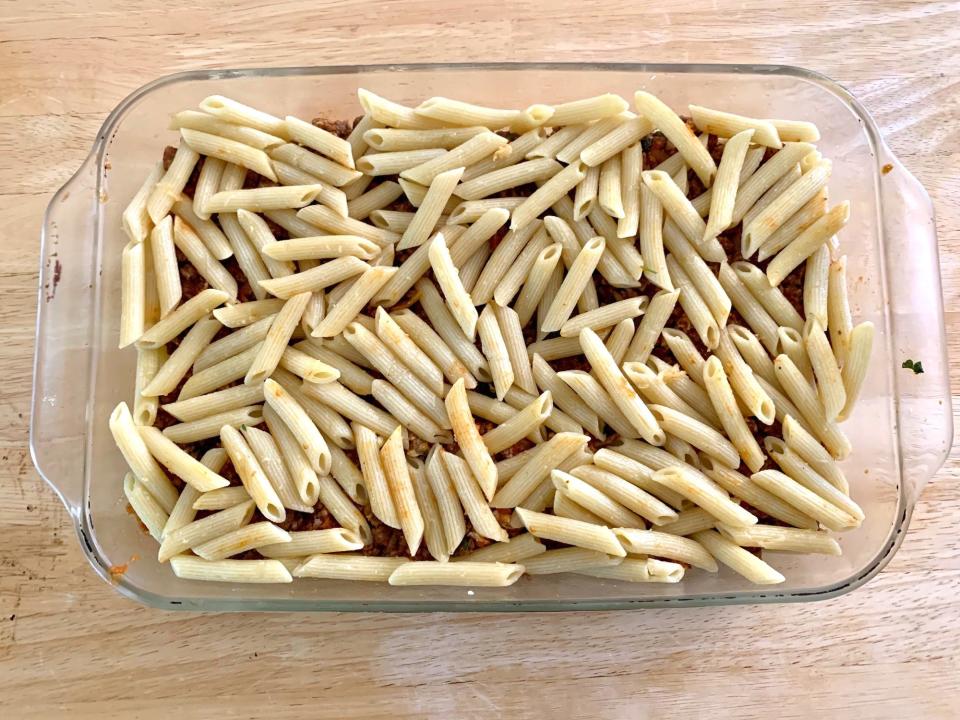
[586,205,645,279]
[123,473,169,541]
[193,521,291,561]
[170,555,292,583]
[767,118,821,142]
[576,557,684,583]
[828,255,854,365]
[491,226,552,308]
[692,530,784,585]
[780,414,849,495]
[712,329,775,425]
[744,161,834,259]
[364,126,487,152]
[424,447,467,555]
[232,208,297,279]
[490,430,588,508]
[551,194,635,288]
[635,91,716,185]
[416,278,491,382]
[243,425,313,513]
[407,458,448,561]
[262,378,330,476]
[258,256,369,298]
[214,300,286,330]
[400,131,507,186]
[351,422,399,529]
[666,256,720,350]
[556,116,629,164]
[357,148,447,176]
[703,128,754,241]
[357,88,443,130]
[701,356,765,471]
[457,157,563,202]
[688,104,781,147]
[279,346,339,384]
[346,112,380,158]
[570,464,678,526]
[717,262,779,354]
[245,291,311,383]
[380,426,424,554]
[526,123,586,161]
[483,392,553,455]
[729,142,815,225]
[294,553,409,582]
[133,344,166,426]
[838,321,874,421]
[560,297,647,338]
[513,242,563,327]
[415,96,553,131]
[443,379,498,500]
[656,507,717,536]
[617,142,643,238]
[756,187,827,261]
[638,182,671,290]
[138,425,230,493]
[181,128,276,182]
[441,451,507,542]
[119,240,146,348]
[311,265,397,339]
[171,217,238,298]
[388,561,523,587]
[718,523,840,555]
[162,403,263,444]
[298,375,397,437]
[573,160,599,221]
[731,261,804,332]
[171,110,284,151]
[147,144,200,223]
[597,154,625,218]
[514,507,625,557]
[198,95,287,137]
[204,185,326,214]
[622,362,717,428]
[803,243,831,330]
[178,342,262,401]
[581,115,654,168]
[269,142,361,187]
[522,547,620,575]
[272,162,349,217]
[219,424,285,523]
[373,223,466,305]
[346,181,404,220]
[447,197,525,225]
[388,311,476,391]
[550,93,628,126]
[540,236,605,332]
[751,470,856,532]
[614,527,717,570]
[298,204,397,247]
[284,114,354,167]
[192,485,252,512]
[729,325,778,387]
[122,161,163,242]
[259,528,364,558]
[625,289,680,364]
[764,437,863,523]
[372,379,449,444]
[647,403,740,470]
[653,464,758,528]
[552,489,606,525]
[110,402,179,512]
[148,216,181,318]
[558,369,637,438]
[803,317,846,420]
[511,161,587,231]
[531,354,602,437]
[661,221,730,325]
[397,167,463,251]
[459,128,546,182]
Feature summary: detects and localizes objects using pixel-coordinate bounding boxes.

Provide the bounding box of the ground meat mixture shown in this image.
[150,117,814,559]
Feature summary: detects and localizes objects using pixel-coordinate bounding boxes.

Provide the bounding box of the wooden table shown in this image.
[2,1,958,716]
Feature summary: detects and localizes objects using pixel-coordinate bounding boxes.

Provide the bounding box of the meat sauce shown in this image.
[154,116,810,557]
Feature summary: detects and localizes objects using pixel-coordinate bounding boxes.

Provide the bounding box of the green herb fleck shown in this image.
[902,359,924,375]
[241,424,248,431]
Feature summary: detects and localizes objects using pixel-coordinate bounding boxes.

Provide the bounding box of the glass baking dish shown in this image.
[31,63,952,611]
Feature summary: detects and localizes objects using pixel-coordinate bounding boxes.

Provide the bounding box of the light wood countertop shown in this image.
[1,1,958,717]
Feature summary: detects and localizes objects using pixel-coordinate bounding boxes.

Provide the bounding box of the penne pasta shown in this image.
[828,255,854,366]
[717,262,779,354]
[445,378,498,500]
[638,182,671,290]
[653,465,757,528]
[388,561,523,587]
[635,91,717,185]
[803,317,846,420]
[703,128,755,242]
[514,507,625,557]
[380,426,424,554]
[442,451,508,542]
[751,469,857,532]
[598,154,625,218]
[511,161,587,231]
[294,553,409,582]
[491,432,588,508]
[838,322,874,421]
[692,530,784,584]
[398,166,464,251]
[689,104,782,148]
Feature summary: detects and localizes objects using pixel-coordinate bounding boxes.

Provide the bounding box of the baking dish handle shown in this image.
[30,155,100,518]
[880,149,953,507]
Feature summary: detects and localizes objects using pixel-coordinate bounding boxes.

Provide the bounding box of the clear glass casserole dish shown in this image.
[31,63,952,611]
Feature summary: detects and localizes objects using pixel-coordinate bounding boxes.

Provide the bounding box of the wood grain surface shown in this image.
[2,1,959,717]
